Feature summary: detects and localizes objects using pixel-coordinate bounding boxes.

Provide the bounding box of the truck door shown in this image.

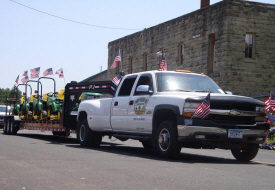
[127,74,154,134]
[111,75,137,132]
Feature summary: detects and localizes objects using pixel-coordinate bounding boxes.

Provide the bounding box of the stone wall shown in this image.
[107,0,275,97]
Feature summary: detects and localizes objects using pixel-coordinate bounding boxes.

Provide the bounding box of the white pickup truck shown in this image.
[77,70,269,161]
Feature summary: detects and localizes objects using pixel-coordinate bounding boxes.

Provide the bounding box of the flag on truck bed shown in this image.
[194,93,210,119]
[21,76,29,84]
[30,67,40,79]
[112,74,122,86]
[110,50,121,69]
[43,68,53,77]
[15,75,19,84]
[21,70,28,76]
[55,68,64,78]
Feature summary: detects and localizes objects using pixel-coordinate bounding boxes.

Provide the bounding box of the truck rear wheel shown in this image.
[156,120,181,159]
[231,143,259,162]
[9,118,17,135]
[77,119,102,147]
[3,119,8,134]
[6,118,10,135]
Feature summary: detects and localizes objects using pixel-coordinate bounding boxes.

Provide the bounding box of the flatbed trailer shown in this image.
[3,80,116,136]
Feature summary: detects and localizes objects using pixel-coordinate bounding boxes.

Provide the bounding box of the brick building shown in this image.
[106,0,275,97]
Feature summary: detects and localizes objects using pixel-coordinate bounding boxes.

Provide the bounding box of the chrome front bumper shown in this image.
[177,125,268,143]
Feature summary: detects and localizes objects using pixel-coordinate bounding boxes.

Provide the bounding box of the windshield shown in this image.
[156,72,224,94]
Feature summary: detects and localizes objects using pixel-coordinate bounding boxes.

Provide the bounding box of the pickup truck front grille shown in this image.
[211,115,255,124]
[210,103,255,112]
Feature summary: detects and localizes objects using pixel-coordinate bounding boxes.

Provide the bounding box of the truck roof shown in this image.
[124,70,206,77]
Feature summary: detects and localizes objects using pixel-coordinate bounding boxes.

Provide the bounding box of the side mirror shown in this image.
[226,91,233,95]
[136,85,153,95]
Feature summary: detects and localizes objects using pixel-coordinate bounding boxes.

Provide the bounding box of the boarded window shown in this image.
[129,56,133,74]
[208,34,215,73]
[143,53,148,71]
[178,43,184,65]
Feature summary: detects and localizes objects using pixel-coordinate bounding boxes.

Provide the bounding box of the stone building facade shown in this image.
[107,0,275,97]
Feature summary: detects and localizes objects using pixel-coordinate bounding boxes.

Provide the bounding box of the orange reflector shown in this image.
[55,92,58,95]
[183,112,192,117]
[176,70,191,73]
[13,95,17,98]
[35,90,38,93]
[23,92,26,95]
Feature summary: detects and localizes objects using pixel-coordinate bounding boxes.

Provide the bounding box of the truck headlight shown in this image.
[256,106,265,113]
[183,102,200,118]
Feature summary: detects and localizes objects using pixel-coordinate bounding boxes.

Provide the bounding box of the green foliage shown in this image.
[0,87,22,104]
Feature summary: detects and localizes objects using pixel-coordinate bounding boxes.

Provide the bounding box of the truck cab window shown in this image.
[118,76,137,96]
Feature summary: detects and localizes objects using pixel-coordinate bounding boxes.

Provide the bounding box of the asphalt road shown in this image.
[0,130,274,190]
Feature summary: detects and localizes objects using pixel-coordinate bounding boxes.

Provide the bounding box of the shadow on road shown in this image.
[2,131,269,165]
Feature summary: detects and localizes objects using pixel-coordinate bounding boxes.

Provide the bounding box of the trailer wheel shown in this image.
[77,119,102,147]
[156,120,181,159]
[9,118,17,135]
[231,143,259,162]
[6,118,11,135]
[3,119,8,134]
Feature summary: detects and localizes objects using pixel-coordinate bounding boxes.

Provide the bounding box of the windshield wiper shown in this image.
[195,90,213,93]
[163,89,190,92]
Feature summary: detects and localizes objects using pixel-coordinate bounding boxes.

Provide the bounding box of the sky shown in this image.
[1,0,274,95]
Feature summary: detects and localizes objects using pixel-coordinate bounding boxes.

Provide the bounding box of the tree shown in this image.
[0,87,22,104]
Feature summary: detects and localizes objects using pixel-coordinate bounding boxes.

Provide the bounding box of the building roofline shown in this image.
[80,70,107,83]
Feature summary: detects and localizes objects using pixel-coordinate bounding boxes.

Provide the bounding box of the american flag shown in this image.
[264,92,275,112]
[55,68,64,78]
[15,75,19,84]
[112,74,122,86]
[110,50,121,69]
[159,54,167,71]
[21,70,28,76]
[194,93,210,119]
[156,50,163,56]
[43,68,53,77]
[21,76,29,84]
[30,67,40,79]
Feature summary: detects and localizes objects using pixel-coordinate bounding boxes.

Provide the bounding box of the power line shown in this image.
[9,0,141,31]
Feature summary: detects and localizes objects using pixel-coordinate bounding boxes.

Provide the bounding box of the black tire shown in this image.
[9,118,17,135]
[3,119,8,134]
[231,144,259,162]
[6,118,10,135]
[77,119,102,147]
[141,141,155,149]
[156,120,181,159]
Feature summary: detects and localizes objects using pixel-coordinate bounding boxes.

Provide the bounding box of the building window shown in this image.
[208,34,215,73]
[143,53,148,71]
[129,56,133,74]
[245,33,255,59]
[178,43,184,65]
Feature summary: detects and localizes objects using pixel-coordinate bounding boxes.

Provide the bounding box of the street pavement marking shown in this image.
[252,160,275,166]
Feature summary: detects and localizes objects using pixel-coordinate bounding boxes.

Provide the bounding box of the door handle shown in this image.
[114,101,118,106]
[129,100,134,105]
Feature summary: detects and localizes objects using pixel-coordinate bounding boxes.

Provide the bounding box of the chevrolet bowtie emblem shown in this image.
[229,110,241,116]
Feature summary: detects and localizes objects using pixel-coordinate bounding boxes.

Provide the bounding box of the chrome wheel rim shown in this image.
[10,120,13,133]
[79,124,86,142]
[158,128,170,151]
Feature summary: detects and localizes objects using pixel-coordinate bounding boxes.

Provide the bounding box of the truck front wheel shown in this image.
[156,120,181,159]
[231,143,259,162]
[77,119,102,147]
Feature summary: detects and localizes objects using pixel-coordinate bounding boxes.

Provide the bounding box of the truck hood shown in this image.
[154,92,265,107]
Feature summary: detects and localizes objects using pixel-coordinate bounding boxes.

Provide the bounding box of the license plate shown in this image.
[228,129,243,139]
